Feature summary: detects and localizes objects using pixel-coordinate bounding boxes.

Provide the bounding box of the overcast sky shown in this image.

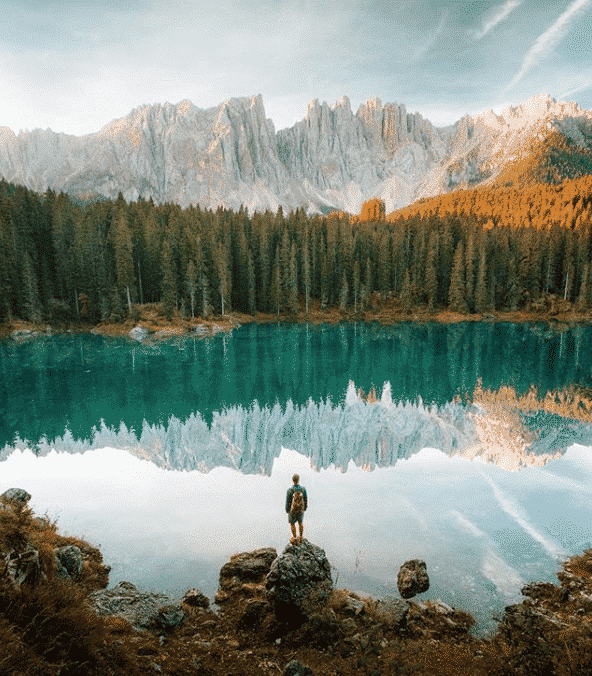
[2,0,591,136]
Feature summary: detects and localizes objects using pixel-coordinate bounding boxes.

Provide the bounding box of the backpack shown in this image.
[290,488,304,514]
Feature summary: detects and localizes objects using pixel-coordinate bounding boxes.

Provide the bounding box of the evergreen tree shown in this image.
[161,239,177,320]
[287,241,298,314]
[562,230,575,302]
[400,270,413,313]
[214,242,231,315]
[247,250,257,315]
[186,259,197,318]
[269,244,282,316]
[22,252,42,323]
[449,241,468,313]
[303,241,311,314]
[109,283,124,322]
[320,255,329,310]
[577,262,592,310]
[339,271,349,311]
[425,231,438,310]
[475,247,490,313]
[507,253,520,311]
[0,203,16,320]
[113,208,136,315]
[464,232,477,312]
[360,256,371,311]
[52,193,77,306]
[352,258,361,313]
[377,233,390,291]
[199,271,210,318]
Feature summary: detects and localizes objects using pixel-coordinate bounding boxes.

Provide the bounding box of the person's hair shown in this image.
[292,473,299,484]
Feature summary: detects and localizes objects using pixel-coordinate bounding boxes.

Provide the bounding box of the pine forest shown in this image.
[2,175,592,326]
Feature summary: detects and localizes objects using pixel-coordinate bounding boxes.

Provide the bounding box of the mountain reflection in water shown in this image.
[3,322,592,472]
[3,380,592,474]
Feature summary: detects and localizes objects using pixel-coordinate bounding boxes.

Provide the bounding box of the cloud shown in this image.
[506,0,592,90]
[413,7,449,60]
[472,0,521,41]
[559,81,592,99]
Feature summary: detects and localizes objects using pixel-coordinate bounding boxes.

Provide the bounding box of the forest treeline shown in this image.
[387,175,592,231]
[2,176,592,325]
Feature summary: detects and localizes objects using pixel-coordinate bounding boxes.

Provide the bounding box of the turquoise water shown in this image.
[2,321,592,637]
[2,322,591,452]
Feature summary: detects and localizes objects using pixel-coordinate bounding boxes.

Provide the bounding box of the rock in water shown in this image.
[397,559,429,599]
[129,325,153,341]
[265,539,333,623]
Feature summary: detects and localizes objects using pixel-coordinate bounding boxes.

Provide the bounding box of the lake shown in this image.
[2,321,592,637]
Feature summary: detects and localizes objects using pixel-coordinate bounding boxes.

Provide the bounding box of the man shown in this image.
[285,473,307,544]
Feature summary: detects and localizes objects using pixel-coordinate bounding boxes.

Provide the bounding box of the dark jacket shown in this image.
[286,484,308,513]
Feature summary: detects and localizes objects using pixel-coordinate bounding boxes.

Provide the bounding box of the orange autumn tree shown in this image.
[360,198,385,222]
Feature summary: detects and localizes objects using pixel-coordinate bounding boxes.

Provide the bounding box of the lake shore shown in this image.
[2,491,592,676]
[2,297,592,340]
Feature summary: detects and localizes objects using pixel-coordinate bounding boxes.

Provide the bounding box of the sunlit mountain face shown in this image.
[1,93,591,215]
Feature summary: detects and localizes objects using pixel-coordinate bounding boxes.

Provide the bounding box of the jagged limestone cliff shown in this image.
[1,93,591,214]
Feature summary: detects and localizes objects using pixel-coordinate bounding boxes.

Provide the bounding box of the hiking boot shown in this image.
[290,537,298,545]
[297,536,303,544]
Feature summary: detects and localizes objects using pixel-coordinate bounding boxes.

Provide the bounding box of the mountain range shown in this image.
[1,93,591,215]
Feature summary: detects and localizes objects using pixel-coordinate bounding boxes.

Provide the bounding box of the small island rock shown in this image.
[397,559,430,599]
[129,325,153,341]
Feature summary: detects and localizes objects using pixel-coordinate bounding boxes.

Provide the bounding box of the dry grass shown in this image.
[0,500,148,675]
[3,500,592,674]
[562,548,592,579]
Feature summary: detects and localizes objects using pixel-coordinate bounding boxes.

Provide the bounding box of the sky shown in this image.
[1,0,592,136]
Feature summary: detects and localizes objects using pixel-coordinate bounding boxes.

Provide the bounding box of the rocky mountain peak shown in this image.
[1,92,590,215]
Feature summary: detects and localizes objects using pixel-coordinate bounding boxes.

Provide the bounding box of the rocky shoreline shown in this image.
[2,296,592,343]
[2,487,592,675]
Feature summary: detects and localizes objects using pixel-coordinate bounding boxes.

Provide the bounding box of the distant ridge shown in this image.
[1,93,591,214]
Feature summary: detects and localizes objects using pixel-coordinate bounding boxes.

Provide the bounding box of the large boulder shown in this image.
[265,539,333,623]
[215,547,277,632]
[216,547,277,605]
[372,596,409,629]
[1,488,32,506]
[87,581,186,635]
[1,544,45,590]
[397,559,429,599]
[182,588,210,608]
[220,547,278,583]
[55,545,83,581]
[11,329,33,340]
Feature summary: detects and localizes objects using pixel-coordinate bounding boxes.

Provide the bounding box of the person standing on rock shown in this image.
[286,473,307,544]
